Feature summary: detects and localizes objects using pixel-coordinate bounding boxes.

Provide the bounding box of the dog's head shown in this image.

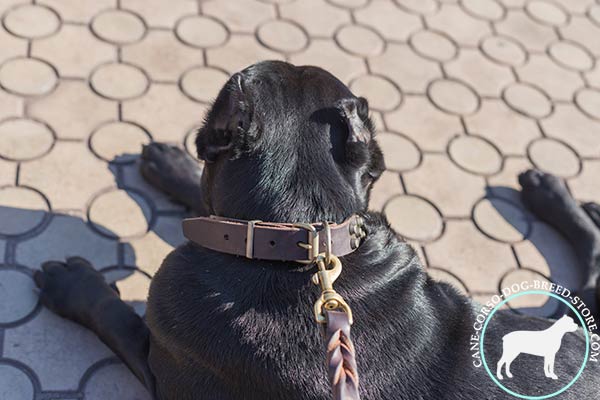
[195,61,385,223]
[558,315,578,332]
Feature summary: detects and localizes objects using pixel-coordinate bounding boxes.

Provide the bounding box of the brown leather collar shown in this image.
[182,214,366,263]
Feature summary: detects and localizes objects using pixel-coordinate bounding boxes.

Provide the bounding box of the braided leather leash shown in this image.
[311,220,362,400]
[324,310,360,400]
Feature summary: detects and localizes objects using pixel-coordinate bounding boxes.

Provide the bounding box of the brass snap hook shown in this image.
[312,254,353,324]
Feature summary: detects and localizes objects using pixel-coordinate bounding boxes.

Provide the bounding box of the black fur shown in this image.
[35,61,600,399]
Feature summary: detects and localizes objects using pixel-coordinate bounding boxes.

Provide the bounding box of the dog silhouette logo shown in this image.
[496,315,579,381]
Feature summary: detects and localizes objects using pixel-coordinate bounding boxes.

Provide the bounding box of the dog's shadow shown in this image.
[486,186,585,318]
[1,151,191,316]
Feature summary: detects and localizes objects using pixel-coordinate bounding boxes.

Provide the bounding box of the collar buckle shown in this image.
[293,223,320,264]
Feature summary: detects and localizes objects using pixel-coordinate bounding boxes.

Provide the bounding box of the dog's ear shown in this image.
[336,97,372,144]
[196,73,251,162]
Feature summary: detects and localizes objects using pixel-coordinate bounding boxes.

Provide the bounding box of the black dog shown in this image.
[35,61,600,399]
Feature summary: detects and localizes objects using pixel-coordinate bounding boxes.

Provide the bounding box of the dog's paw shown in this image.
[140,142,203,209]
[506,372,513,379]
[34,257,118,326]
[496,374,503,380]
[518,169,575,218]
[550,374,558,380]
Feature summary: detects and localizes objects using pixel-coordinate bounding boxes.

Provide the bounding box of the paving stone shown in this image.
[409,29,457,62]
[427,267,469,294]
[335,24,384,57]
[0,26,27,64]
[180,66,229,104]
[369,111,385,132]
[370,43,441,93]
[541,103,600,157]
[0,89,23,121]
[368,170,403,212]
[408,241,428,267]
[90,121,151,163]
[124,216,186,276]
[20,141,115,210]
[0,118,54,161]
[473,197,530,243]
[574,88,600,120]
[426,220,515,292]
[0,269,38,324]
[514,221,583,290]
[385,95,462,152]
[0,186,48,236]
[376,132,421,172]
[4,308,112,391]
[104,268,151,316]
[91,9,147,45]
[495,10,557,52]
[290,39,365,84]
[465,99,542,155]
[29,80,116,140]
[395,0,439,15]
[383,194,443,242]
[90,62,149,101]
[557,0,595,14]
[328,0,369,8]
[448,135,502,176]
[0,158,16,186]
[3,4,60,39]
[89,189,151,239]
[0,57,57,96]
[38,0,114,22]
[208,34,283,75]
[561,15,600,55]
[122,31,204,82]
[487,156,534,199]
[121,0,197,28]
[585,64,600,89]
[257,20,308,53]
[426,4,492,46]
[445,48,514,97]
[120,158,187,213]
[355,0,422,42]
[480,35,527,67]
[569,160,600,203]
[590,4,600,26]
[403,154,486,216]
[527,138,581,178]
[548,40,594,72]
[16,213,118,269]
[349,74,402,111]
[280,0,350,36]
[501,269,561,317]
[525,0,569,26]
[175,15,229,49]
[123,83,207,143]
[83,362,151,400]
[460,0,505,21]
[428,78,479,116]
[502,82,552,119]
[33,25,115,78]
[0,363,34,400]
[204,0,274,32]
[498,0,525,6]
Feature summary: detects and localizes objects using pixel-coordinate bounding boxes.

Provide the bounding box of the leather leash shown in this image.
[182,215,364,400]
